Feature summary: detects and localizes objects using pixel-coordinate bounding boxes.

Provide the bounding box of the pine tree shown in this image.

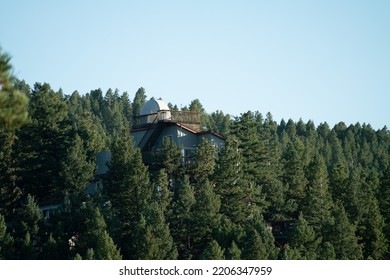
[0,131,22,219]
[229,111,269,215]
[329,161,349,204]
[214,136,248,224]
[76,205,122,260]
[13,195,43,259]
[59,134,95,197]
[241,228,267,260]
[132,87,146,121]
[152,137,182,182]
[14,83,73,202]
[0,214,14,259]
[0,49,29,131]
[359,197,387,259]
[289,213,321,259]
[225,240,241,260]
[302,154,333,232]
[152,169,173,214]
[379,167,390,258]
[281,138,307,219]
[200,240,225,260]
[41,234,59,259]
[206,110,230,135]
[169,175,196,259]
[104,129,152,258]
[322,204,362,259]
[191,179,221,258]
[134,202,178,259]
[190,138,216,187]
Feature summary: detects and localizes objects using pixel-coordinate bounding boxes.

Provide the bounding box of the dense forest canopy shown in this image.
[1,49,390,260]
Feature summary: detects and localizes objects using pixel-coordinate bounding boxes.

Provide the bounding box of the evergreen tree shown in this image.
[191,179,221,258]
[214,136,248,224]
[379,167,390,258]
[200,240,225,260]
[329,161,349,204]
[14,83,73,202]
[229,111,268,215]
[322,204,362,259]
[152,169,173,214]
[359,197,387,259]
[206,110,230,135]
[41,234,59,260]
[302,154,333,231]
[103,129,151,258]
[73,203,122,260]
[133,202,177,259]
[241,228,267,260]
[13,195,43,259]
[152,137,182,181]
[0,49,29,131]
[190,138,216,186]
[59,134,95,197]
[225,240,241,260]
[289,213,321,259]
[169,176,196,259]
[281,138,307,219]
[0,214,14,259]
[132,87,146,121]
[0,131,22,219]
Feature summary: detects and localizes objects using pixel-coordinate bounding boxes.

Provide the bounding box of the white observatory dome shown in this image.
[140,99,170,116]
[139,98,171,124]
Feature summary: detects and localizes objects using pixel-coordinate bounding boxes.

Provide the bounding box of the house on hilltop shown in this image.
[131,98,225,164]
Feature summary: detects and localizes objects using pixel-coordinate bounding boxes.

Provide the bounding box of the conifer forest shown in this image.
[1,49,390,260]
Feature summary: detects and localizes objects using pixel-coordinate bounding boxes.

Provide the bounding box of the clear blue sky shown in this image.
[1,0,389,129]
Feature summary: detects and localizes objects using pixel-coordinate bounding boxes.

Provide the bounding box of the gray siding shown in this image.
[132,130,147,146]
[155,126,199,149]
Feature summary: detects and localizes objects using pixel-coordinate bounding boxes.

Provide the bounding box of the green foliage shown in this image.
[190,138,216,185]
[289,213,321,259]
[214,136,248,224]
[302,154,333,231]
[169,175,196,259]
[0,50,28,131]
[132,87,146,120]
[225,240,241,260]
[200,240,225,260]
[322,204,363,259]
[0,214,14,259]
[59,134,95,197]
[0,58,389,260]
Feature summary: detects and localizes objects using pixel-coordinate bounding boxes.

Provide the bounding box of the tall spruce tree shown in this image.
[288,213,321,260]
[59,134,95,197]
[132,87,146,122]
[13,194,43,259]
[379,167,390,258]
[200,240,225,260]
[0,49,28,131]
[169,175,196,259]
[302,154,333,232]
[14,83,73,203]
[103,128,151,258]
[191,179,221,258]
[322,203,362,259]
[214,136,248,224]
[0,214,14,259]
[281,138,307,219]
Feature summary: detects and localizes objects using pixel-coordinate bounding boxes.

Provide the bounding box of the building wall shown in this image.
[154,125,200,150]
[132,130,147,147]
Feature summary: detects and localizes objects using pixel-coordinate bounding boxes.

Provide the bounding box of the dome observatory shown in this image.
[139,98,172,124]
